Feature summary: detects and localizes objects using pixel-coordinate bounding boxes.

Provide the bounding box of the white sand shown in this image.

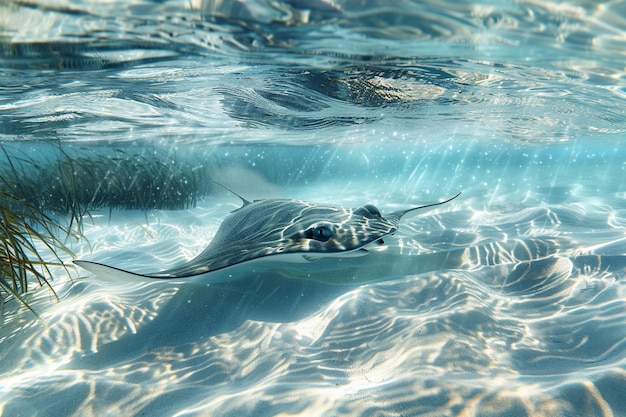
[1,180,626,417]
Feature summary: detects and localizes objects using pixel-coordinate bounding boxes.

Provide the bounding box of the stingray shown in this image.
[73,191,461,282]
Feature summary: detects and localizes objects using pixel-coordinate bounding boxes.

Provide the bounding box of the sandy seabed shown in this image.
[1,183,626,417]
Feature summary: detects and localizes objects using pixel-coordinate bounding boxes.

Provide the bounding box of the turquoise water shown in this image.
[1,1,626,416]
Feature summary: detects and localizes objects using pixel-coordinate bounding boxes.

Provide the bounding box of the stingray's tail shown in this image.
[386,192,461,223]
[73,260,177,282]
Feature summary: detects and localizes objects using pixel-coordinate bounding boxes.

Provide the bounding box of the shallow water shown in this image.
[1,0,626,416]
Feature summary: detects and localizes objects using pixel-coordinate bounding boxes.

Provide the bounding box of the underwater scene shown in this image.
[1,0,626,416]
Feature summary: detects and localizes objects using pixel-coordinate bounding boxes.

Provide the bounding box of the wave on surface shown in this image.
[1,0,625,143]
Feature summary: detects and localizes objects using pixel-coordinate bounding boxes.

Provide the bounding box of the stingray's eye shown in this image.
[304,224,334,242]
[354,204,381,218]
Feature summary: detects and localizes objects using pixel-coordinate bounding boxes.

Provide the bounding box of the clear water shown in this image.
[1,0,626,416]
